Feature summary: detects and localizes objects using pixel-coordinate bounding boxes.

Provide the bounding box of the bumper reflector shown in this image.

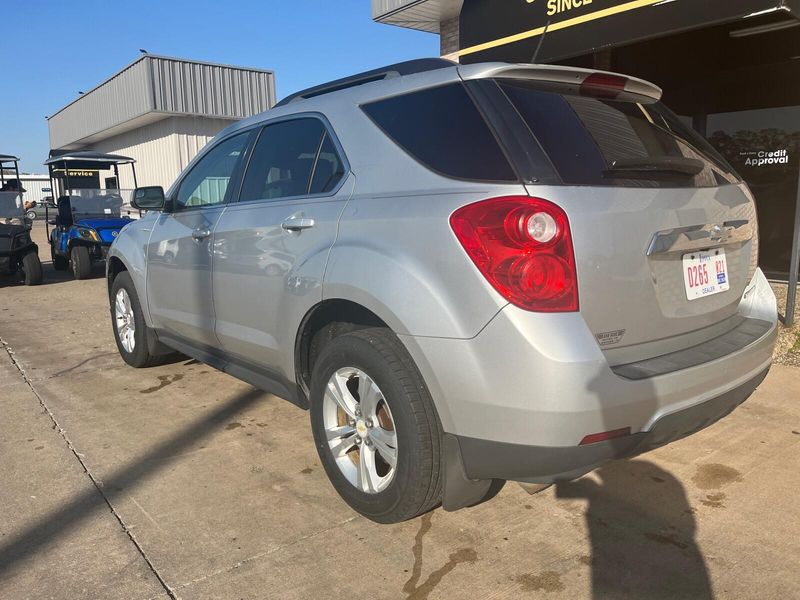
[580,427,632,446]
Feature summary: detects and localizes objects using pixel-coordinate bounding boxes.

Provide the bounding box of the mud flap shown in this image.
[442,434,503,511]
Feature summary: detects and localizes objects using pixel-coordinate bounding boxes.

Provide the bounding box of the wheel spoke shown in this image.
[369,428,397,469]
[327,425,357,457]
[358,375,381,419]
[115,294,126,317]
[357,446,379,493]
[326,374,357,419]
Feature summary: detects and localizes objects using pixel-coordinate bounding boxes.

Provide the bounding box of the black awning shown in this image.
[44,151,135,171]
[459,0,800,64]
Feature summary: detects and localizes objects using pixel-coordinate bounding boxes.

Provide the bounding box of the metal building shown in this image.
[0,172,52,206]
[46,54,277,190]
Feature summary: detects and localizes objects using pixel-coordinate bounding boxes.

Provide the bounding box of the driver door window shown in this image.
[176,133,251,209]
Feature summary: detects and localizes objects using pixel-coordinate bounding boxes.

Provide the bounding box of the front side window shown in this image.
[176,132,251,209]
[239,118,344,202]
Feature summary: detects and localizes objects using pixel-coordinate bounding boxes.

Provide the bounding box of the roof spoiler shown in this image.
[276,58,456,107]
[459,63,663,101]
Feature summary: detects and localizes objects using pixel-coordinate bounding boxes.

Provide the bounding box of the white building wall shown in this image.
[85,116,233,190]
[14,175,52,205]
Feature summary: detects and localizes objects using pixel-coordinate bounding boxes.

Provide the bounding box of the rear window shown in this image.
[362,83,517,182]
[498,79,741,188]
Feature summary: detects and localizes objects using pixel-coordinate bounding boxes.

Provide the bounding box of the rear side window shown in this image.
[498,79,741,188]
[240,118,341,202]
[310,132,346,194]
[362,83,517,182]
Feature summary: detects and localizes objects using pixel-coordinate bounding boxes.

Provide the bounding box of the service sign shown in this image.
[459,0,800,63]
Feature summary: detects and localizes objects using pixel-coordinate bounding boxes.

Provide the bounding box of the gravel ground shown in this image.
[771,281,800,367]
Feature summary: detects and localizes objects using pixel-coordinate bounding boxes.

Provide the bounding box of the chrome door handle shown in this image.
[281,217,315,232]
[192,227,212,241]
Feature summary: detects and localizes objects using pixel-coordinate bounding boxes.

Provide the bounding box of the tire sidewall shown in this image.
[71,245,91,279]
[111,272,150,368]
[309,332,434,522]
[21,252,42,285]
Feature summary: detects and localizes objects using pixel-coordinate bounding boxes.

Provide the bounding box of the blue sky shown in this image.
[0,0,437,173]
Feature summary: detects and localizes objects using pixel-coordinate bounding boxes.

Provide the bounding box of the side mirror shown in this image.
[132,186,166,211]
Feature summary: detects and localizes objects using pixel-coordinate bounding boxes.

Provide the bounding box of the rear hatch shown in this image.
[470,69,759,352]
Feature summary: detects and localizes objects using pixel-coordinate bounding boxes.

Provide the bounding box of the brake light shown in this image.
[450,196,578,312]
[580,73,627,99]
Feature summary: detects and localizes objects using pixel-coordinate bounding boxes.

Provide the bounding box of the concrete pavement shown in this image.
[1,224,799,599]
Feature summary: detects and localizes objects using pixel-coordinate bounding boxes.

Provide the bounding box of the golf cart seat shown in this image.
[56,195,73,227]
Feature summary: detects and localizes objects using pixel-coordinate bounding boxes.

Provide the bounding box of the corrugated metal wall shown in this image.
[48,59,153,150]
[49,56,276,150]
[86,116,232,189]
[372,0,457,32]
[17,177,52,205]
[151,57,275,118]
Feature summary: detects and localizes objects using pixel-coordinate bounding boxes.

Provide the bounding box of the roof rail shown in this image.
[275,58,456,107]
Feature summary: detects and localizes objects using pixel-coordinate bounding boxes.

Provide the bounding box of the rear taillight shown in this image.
[450,196,579,312]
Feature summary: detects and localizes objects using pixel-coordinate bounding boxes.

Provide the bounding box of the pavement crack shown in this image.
[0,336,178,600]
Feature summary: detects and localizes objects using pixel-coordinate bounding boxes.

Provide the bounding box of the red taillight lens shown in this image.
[450,196,579,312]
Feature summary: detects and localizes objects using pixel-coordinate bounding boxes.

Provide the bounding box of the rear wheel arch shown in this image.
[295,299,392,402]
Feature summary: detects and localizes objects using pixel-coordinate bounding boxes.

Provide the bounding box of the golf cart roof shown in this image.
[45,151,135,170]
[0,154,20,164]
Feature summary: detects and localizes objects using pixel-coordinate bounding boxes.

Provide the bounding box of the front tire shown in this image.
[70,245,92,279]
[111,272,159,368]
[21,252,43,286]
[310,328,443,523]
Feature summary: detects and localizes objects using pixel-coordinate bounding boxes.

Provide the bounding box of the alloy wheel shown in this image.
[114,288,136,353]
[323,367,398,493]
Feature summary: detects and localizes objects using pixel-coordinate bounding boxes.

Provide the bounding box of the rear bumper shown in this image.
[399,268,778,487]
[452,367,768,484]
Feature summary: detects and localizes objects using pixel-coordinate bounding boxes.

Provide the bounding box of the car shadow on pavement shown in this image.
[556,459,713,600]
[0,387,266,576]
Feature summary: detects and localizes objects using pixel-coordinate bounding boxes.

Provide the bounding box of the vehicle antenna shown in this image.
[531,20,551,64]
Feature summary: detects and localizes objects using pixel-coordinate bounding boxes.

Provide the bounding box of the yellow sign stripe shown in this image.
[457,0,669,58]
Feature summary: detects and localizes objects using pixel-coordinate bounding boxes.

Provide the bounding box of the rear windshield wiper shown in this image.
[603,157,705,180]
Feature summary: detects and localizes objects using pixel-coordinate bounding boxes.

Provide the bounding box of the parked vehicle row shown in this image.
[0,152,141,285]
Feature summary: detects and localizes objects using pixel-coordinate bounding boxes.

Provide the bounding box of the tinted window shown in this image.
[499,79,741,188]
[362,83,517,182]
[310,132,346,194]
[239,118,327,202]
[176,133,251,209]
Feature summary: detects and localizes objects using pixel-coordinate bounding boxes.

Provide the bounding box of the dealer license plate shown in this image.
[682,249,730,301]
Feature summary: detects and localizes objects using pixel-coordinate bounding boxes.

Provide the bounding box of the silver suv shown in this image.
[108,59,778,523]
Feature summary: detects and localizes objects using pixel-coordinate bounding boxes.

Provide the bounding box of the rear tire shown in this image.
[310,328,443,523]
[70,245,92,279]
[21,252,43,286]
[111,272,160,368]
